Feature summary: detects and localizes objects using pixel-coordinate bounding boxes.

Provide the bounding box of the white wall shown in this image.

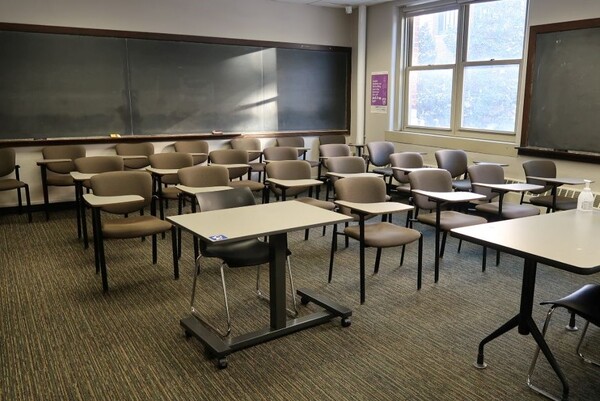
[0,0,355,207]
[363,0,600,193]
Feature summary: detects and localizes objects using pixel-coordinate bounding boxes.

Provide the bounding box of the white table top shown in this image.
[452,210,600,272]
[391,167,428,175]
[37,158,72,165]
[411,189,486,203]
[70,171,96,181]
[168,200,352,243]
[326,172,382,179]
[526,176,588,186]
[335,200,413,215]
[83,194,144,207]
[472,161,509,167]
[146,167,179,175]
[266,178,323,188]
[175,185,232,195]
[471,182,544,193]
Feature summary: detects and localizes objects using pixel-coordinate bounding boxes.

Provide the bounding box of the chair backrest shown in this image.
[115,142,154,169]
[90,171,151,214]
[209,149,249,180]
[263,146,299,161]
[334,176,387,217]
[174,140,209,165]
[319,144,351,158]
[0,148,16,177]
[390,152,424,184]
[523,160,556,194]
[266,160,311,180]
[319,135,346,145]
[467,164,504,201]
[196,186,256,212]
[408,168,454,210]
[177,165,230,187]
[366,141,395,167]
[230,138,262,162]
[74,156,124,174]
[42,145,86,174]
[435,149,468,179]
[276,137,304,158]
[149,152,194,185]
[325,156,366,174]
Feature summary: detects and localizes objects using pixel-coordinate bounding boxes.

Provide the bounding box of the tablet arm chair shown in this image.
[40,145,86,220]
[86,171,178,293]
[390,152,424,197]
[276,136,319,168]
[115,142,154,170]
[149,152,194,220]
[192,187,297,338]
[527,284,600,401]
[263,146,299,162]
[329,177,423,303]
[230,137,265,182]
[209,149,265,196]
[365,141,395,193]
[319,135,346,145]
[435,149,471,191]
[174,140,209,165]
[324,156,367,201]
[265,160,334,239]
[522,160,577,213]
[0,148,32,222]
[408,169,487,282]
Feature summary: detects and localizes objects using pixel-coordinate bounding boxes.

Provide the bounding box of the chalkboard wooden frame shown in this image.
[0,23,351,147]
[519,18,600,164]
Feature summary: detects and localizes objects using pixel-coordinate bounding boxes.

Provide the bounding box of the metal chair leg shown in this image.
[255,256,298,317]
[527,306,561,401]
[576,320,599,366]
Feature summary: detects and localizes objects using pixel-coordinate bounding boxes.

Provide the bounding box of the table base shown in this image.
[181,288,351,369]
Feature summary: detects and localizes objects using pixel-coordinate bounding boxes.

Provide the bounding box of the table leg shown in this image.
[75,181,82,239]
[434,201,442,283]
[40,165,50,221]
[359,214,366,304]
[269,233,287,329]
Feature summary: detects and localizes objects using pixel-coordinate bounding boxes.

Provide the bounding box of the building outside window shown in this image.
[402,0,528,137]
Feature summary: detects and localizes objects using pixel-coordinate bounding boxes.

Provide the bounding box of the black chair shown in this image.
[527,284,600,400]
[435,149,471,191]
[192,187,297,337]
[522,160,578,213]
[365,141,395,192]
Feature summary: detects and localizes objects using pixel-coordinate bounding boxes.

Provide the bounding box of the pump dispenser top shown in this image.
[577,179,594,212]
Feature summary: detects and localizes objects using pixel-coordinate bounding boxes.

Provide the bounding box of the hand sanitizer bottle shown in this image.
[577,179,594,212]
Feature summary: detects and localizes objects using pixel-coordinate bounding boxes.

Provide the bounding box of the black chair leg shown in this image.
[417,235,423,290]
[496,249,501,266]
[440,231,448,258]
[374,248,382,274]
[400,244,406,266]
[24,185,32,223]
[152,234,158,264]
[171,226,179,279]
[482,246,487,272]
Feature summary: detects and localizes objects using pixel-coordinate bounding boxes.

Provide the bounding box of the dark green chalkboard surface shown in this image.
[521,18,600,158]
[0,24,350,140]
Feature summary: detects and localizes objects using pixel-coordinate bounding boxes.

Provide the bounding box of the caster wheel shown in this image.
[217,358,228,369]
[341,317,351,327]
[300,296,310,306]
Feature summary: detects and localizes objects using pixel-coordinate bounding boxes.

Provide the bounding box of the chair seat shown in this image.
[296,197,335,210]
[451,179,472,191]
[395,183,411,194]
[46,173,75,186]
[0,179,27,191]
[530,195,577,210]
[372,167,393,176]
[204,239,273,268]
[418,210,486,231]
[229,180,265,192]
[161,186,182,200]
[541,284,600,326]
[102,215,172,238]
[306,160,320,168]
[475,202,540,219]
[344,222,421,248]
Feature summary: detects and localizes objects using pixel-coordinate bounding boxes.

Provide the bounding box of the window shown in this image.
[402,0,528,136]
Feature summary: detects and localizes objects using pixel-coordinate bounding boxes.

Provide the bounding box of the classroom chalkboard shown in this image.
[522,18,600,156]
[0,25,350,140]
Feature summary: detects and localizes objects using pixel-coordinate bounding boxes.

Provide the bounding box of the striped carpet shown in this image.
[1,202,598,401]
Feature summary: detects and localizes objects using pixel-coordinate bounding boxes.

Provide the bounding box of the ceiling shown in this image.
[270,0,394,9]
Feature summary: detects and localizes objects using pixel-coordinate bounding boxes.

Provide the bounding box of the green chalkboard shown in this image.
[0,24,350,140]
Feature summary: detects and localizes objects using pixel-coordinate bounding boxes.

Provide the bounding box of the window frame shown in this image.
[398,0,528,138]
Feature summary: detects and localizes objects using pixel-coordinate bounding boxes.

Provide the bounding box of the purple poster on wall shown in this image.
[371,72,388,113]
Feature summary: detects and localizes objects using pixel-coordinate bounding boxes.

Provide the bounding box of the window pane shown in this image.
[461,65,520,132]
[410,10,458,66]
[466,0,527,61]
[407,69,453,128]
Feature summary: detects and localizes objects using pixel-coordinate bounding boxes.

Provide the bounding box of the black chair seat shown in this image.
[451,178,472,191]
[373,166,393,176]
[204,239,270,268]
[541,284,600,326]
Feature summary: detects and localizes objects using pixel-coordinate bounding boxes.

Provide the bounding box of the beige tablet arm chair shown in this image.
[174,140,209,165]
[115,142,154,170]
[0,148,32,222]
